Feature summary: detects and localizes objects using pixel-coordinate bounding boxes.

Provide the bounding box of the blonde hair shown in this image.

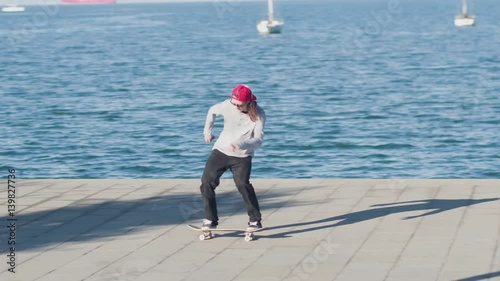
[247,101,260,122]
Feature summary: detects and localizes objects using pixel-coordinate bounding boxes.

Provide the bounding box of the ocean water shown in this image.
[1,0,499,179]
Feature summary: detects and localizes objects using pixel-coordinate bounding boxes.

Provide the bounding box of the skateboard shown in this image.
[187,224,266,242]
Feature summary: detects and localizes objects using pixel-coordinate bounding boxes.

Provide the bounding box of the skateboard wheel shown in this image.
[244,234,253,242]
[199,234,206,240]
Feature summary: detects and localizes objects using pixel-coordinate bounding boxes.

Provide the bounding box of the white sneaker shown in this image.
[201,219,217,230]
[247,221,263,231]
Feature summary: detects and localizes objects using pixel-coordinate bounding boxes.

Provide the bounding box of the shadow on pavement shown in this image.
[0,184,319,251]
[264,198,499,238]
[456,271,500,281]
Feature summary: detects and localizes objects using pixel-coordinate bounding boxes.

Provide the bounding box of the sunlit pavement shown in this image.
[1,179,499,281]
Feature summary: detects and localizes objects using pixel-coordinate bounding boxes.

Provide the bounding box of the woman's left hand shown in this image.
[230,144,241,152]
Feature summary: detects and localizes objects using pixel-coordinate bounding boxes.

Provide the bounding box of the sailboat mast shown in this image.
[462,0,468,15]
[268,0,274,22]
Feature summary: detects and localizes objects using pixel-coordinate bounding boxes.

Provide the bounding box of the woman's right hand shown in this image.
[204,135,215,143]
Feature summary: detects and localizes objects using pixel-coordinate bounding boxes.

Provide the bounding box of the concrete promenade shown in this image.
[0,179,499,281]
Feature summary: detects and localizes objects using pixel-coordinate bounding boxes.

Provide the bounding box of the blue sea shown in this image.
[1,0,499,179]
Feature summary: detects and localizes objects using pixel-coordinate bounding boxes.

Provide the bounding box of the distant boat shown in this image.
[2,1,25,12]
[256,0,284,34]
[61,0,116,4]
[455,0,475,27]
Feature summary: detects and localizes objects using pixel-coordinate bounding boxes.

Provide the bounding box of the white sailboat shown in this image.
[2,0,25,13]
[256,0,284,34]
[454,0,475,27]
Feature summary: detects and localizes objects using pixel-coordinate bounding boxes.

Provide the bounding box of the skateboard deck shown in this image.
[187,224,266,241]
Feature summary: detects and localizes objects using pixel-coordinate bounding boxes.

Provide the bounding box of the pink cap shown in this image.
[231,84,257,102]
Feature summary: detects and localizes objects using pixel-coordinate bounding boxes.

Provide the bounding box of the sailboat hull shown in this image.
[2,6,25,12]
[257,20,283,34]
[454,16,475,27]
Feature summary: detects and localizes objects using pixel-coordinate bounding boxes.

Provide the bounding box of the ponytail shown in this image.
[247,101,260,122]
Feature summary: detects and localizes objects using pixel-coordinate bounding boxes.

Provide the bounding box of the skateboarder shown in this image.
[199,84,266,232]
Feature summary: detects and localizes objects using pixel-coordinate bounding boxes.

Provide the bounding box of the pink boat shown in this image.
[61,0,116,4]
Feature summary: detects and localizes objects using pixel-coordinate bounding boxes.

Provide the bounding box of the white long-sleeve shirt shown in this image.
[203,99,266,157]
